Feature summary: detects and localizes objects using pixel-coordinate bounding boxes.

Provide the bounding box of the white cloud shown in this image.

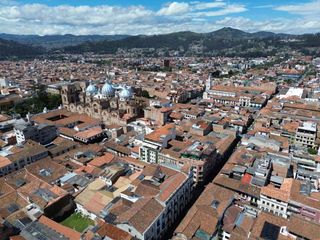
[253,4,275,9]
[193,1,226,10]
[0,1,318,35]
[215,16,320,34]
[0,4,154,26]
[158,2,190,16]
[275,0,320,16]
[193,4,247,17]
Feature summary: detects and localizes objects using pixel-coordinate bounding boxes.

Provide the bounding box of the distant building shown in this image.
[14,122,58,145]
[0,78,10,87]
[163,59,170,67]
[203,84,273,109]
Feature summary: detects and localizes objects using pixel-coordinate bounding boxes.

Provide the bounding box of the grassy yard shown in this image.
[60,212,94,232]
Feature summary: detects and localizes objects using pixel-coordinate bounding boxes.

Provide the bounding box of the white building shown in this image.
[14,122,58,145]
[0,78,10,87]
[139,124,176,163]
[258,178,293,218]
[279,87,304,99]
[115,165,193,240]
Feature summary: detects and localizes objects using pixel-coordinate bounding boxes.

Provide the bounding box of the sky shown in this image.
[0,0,319,35]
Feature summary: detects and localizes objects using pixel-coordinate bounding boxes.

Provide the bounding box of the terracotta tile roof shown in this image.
[0,191,28,219]
[0,156,11,168]
[117,197,164,233]
[97,223,133,240]
[214,174,260,198]
[9,236,26,240]
[119,156,148,169]
[74,127,104,140]
[241,173,252,185]
[58,127,77,137]
[282,121,299,133]
[104,141,131,155]
[288,214,320,240]
[88,153,115,168]
[175,184,234,238]
[75,165,101,175]
[0,179,15,195]
[289,179,320,210]
[145,123,175,143]
[250,212,289,239]
[214,135,236,156]
[131,146,140,154]
[260,178,293,202]
[222,205,242,233]
[0,114,10,122]
[25,158,67,184]
[160,107,173,113]
[170,111,184,120]
[109,198,132,217]
[230,214,254,239]
[84,191,112,215]
[39,216,81,239]
[158,172,187,202]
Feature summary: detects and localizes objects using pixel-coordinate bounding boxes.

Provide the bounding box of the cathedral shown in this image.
[61,80,146,126]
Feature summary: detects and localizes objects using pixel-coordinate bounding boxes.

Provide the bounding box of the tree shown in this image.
[141,90,151,98]
[308,148,318,155]
[7,84,62,117]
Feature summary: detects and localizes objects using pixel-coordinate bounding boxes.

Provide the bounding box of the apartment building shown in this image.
[139,124,176,163]
[295,122,318,149]
[14,122,58,145]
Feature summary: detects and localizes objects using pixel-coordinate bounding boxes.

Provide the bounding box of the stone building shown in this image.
[61,80,146,126]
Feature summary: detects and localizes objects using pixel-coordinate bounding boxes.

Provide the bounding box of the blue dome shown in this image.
[101,82,115,97]
[119,87,133,100]
[86,82,98,95]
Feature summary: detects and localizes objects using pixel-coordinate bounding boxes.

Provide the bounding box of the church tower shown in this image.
[206,73,212,92]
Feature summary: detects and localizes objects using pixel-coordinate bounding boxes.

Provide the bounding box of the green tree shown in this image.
[8,85,61,117]
[141,90,151,98]
[308,148,318,155]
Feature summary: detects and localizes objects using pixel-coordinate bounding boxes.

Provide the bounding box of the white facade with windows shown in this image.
[258,194,288,218]
[139,130,176,164]
[14,122,58,145]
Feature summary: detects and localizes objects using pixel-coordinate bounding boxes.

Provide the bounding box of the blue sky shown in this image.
[0,0,319,35]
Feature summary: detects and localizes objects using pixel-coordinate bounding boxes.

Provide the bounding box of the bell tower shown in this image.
[206,73,212,92]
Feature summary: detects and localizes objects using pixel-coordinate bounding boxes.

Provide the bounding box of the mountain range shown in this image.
[0,38,42,59]
[0,28,319,58]
[0,33,129,49]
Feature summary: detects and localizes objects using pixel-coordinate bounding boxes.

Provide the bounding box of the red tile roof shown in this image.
[39,216,81,239]
[241,173,252,185]
[74,127,104,140]
[97,223,133,240]
[88,153,115,168]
